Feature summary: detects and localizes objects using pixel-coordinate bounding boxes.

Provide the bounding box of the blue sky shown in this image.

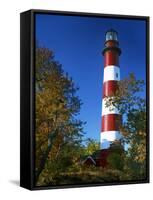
[35,13,146,142]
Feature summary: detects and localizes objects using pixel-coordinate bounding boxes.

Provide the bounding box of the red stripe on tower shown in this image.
[104,50,119,67]
[103,80,119,97]
[100,29,122,149]
[101,114,121,132]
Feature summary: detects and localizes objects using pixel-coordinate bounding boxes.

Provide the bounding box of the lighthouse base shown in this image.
[83,144,124,168]
[95,149,111,168]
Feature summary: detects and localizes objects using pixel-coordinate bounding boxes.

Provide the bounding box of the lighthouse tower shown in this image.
[100,29,122,150]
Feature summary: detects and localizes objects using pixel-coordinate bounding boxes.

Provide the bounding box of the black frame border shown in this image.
[20,9,150,190]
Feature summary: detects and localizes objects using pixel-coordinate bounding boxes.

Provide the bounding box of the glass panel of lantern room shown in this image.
[106,31,118,41]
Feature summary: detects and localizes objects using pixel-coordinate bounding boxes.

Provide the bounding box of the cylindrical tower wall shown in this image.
[101,30,122,149]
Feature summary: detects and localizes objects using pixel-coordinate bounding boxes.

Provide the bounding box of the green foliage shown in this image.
[83,138,100,156]
[107,152,124,171]
[107,143,124,171]
[105,73,147,180]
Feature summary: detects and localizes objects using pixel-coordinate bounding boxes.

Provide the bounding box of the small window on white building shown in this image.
[116,73,118,78]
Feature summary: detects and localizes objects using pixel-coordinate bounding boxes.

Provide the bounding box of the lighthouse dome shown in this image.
[106,29,118,42]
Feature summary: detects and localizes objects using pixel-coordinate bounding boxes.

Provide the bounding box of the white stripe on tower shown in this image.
[102,97,119,116]
[100,131,122,149]
[103,65,120,82]
[101,131,122,143]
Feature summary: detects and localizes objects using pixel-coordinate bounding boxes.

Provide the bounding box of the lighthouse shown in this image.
[100,29,122,150]
[83,29,123,168]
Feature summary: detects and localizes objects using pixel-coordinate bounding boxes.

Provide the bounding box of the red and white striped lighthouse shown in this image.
[100,29,122,149]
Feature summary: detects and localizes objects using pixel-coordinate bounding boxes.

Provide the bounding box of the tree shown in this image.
[35,46,85,185]
[84,138,100,156]
[107,144,124,171]
[105,73,146,179]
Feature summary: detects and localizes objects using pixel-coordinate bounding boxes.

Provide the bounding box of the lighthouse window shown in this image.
[116,73,118,78]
